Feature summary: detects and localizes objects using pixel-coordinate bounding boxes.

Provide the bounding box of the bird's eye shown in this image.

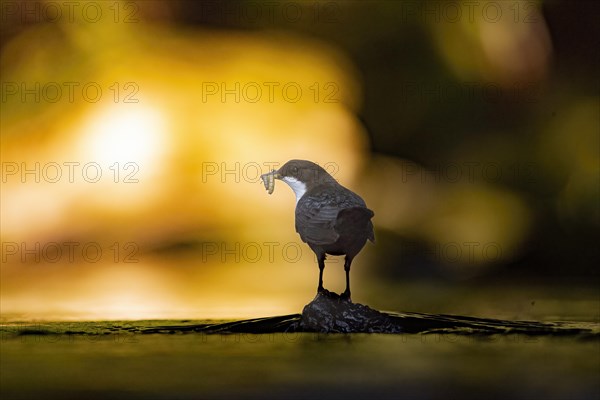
[292,166,298,174]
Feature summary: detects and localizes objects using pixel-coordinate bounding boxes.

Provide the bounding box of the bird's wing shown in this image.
[295,193,341,245]
[335,207,376,243]
[295,185,374,245]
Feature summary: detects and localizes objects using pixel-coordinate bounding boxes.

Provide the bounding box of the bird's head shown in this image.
[261,159,337,202]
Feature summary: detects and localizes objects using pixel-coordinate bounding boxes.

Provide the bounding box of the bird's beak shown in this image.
[260,169,281,195]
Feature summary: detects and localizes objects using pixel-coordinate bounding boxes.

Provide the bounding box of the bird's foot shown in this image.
[340,290,352,302]
[317,288,341,300]
[317,287,352,302]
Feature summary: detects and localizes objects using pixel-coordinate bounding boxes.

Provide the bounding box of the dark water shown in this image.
[1,319,599,400]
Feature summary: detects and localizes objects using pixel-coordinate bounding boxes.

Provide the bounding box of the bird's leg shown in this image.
[341,256,352,301]
[317,253,326,294]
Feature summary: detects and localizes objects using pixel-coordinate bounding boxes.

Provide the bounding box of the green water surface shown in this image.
[1,321,598,400]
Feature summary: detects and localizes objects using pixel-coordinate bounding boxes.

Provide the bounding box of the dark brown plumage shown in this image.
[262,160,374,300]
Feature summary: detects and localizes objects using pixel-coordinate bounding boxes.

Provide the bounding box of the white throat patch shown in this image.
[281,176,307,204]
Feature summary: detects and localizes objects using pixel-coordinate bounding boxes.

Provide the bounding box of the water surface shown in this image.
[1,319,598,400]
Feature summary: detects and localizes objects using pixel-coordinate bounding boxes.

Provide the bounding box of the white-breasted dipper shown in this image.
[261,160,375,300]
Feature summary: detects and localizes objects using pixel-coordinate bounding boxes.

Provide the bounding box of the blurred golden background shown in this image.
[1,0,598,320]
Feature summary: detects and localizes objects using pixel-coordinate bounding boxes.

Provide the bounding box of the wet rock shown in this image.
[298,290,402,333]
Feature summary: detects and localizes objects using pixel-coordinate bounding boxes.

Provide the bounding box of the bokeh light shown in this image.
[1,0,597,321]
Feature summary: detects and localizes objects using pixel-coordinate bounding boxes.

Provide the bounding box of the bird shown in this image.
[261,159,375,300]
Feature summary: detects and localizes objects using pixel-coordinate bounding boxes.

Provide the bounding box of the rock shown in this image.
[297,290,403,333]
